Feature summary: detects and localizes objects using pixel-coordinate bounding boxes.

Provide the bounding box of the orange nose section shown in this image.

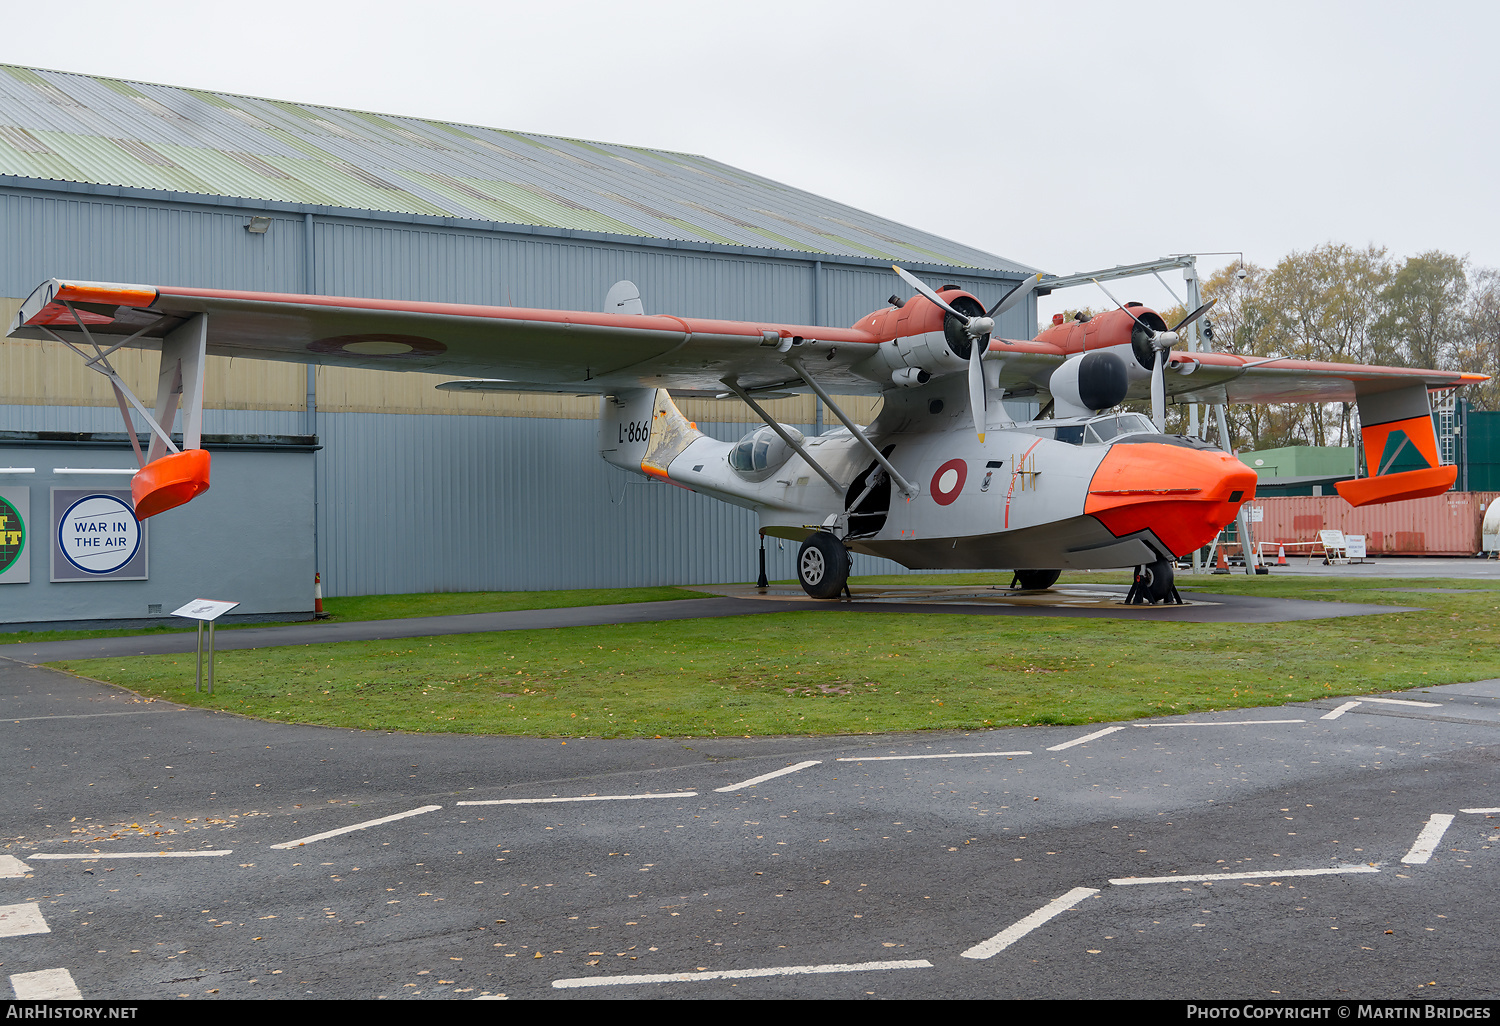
[1085,442,1257,557]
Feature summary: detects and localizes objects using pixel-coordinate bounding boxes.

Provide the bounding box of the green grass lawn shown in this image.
[51,574,1500,739]
[0,586,705,643]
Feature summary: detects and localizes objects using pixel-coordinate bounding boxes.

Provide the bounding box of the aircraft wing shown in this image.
[1161,350,1485,405]
[6,279,891,396]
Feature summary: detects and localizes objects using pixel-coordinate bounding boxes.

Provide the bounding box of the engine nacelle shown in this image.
[1047,349,1130,418]
[854,290,989,385]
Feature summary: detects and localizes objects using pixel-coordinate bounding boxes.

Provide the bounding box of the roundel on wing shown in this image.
[930,458,967,506]
[307,334,447,358]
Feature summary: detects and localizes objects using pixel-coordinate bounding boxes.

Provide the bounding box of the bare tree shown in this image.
[1372,251,1469,370]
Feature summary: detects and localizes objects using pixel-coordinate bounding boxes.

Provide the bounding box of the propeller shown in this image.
[893,266,1043,442]
[1090,278,1215,432]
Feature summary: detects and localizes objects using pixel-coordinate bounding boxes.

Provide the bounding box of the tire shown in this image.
[1135,558,1175,602]
[1011,569,1061,591]
[797,532,850,599]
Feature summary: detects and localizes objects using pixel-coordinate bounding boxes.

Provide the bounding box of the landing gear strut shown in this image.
[797,531,851,600]
[1125,558,1183,605]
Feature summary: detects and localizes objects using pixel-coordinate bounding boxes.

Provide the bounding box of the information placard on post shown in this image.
[172,599,239,693]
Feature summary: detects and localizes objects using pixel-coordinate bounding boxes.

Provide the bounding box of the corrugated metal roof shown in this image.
[0,64,1029,273]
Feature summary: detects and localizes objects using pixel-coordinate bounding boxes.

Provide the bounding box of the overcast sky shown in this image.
[3,0,1495,321]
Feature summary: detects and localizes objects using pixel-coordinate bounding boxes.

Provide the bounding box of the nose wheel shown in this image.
[797,531,851,599]
[1126,559,1183,605]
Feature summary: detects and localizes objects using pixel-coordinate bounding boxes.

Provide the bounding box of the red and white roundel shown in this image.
[930,459,967,506]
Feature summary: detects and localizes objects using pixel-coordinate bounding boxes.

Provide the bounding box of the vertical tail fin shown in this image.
[599,388,702,481]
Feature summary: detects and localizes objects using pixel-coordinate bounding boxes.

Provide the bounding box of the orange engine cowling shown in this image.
[1036,305,1168,371]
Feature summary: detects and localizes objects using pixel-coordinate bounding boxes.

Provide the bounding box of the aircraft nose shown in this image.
[1084,442,1258,557]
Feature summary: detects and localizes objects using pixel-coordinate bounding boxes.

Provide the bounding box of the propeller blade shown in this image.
[1090,278,1154,335]
[1169,298,1217,334]
[893,265,969,323]
[1151,348,1166,432]
[969,341,987,443]
[986,272,1045,318]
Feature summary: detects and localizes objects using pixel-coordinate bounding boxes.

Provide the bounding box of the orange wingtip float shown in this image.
[131,449,211,519]
[1335,465,1457,507]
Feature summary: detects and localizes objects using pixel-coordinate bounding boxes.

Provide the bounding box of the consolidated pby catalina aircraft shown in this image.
[7,269,1486,600]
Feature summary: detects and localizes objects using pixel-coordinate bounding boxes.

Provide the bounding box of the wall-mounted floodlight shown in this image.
[245,216,273,234]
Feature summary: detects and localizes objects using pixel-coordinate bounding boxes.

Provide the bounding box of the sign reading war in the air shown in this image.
[51,489,147,582]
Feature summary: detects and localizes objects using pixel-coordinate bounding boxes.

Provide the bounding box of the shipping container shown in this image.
[1248,492,1500,557]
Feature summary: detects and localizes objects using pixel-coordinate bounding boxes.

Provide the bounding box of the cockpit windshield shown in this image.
[1013,412,1158,446]
[1082,413,1155,445]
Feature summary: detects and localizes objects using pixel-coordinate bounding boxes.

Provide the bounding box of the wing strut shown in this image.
[719,376,844,495]
[785,356,919,499]
[34,305,211,518]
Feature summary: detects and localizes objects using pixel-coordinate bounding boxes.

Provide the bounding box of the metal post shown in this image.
[1183,259,1203,441]
[1214,403,1257,575]
[206,620,215,695]
[305,212,320,596]
[812,259,824,436]
[1185,260,1203,576]
[195,620,204,693]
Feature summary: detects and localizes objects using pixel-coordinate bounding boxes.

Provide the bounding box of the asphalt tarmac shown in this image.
[0,571,1496,1002]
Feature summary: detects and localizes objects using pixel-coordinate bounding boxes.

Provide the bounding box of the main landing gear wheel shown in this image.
[1126,558,1182,605]
[797,531,851,599]
[1010,569,1061,591]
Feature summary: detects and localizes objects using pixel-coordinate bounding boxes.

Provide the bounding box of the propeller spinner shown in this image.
[893,266,1043,442]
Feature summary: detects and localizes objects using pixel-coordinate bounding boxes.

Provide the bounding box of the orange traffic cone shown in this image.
[1277,545,1287,566]
[314,571,325,616]
[1216,548,1229,570]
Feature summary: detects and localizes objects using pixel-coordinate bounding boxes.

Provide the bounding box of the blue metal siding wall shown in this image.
[0,189,307,295]
[0,444,313,624]
[309,217,821,322]
[0,404,306,435]
[311,410,919,596]
[2,188,1019,327]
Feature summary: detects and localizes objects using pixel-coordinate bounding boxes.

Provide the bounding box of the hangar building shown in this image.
[0,64,1036,626]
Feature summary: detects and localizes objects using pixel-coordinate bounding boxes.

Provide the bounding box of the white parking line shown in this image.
[552,959,933,989]
[29,850,231,860]
[456,792,697,806]
[1133,720,1306,726]
[10,968,80,1000]
[0,903,49,938]
[1402,814,1455,865]
[1109,865,1379,886]
[715,761,820,792]
[1361,696,1441,708]
[0,855,28,878]
[834,751,1030,762]
[1322,701,1361,720]
[1047,726,1128,751]
[1460,808,1500,815]
[960,887,1099,960]
[271,804,442,849]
